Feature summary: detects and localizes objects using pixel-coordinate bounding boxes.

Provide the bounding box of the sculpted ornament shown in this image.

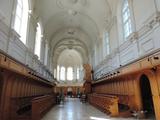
[56,0,88,9]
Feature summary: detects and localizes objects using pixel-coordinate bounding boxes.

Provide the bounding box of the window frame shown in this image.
[34,22,42,59]
[60,66,65,81]
[67,67,73,81]
[103,32,110,57]
[14,0,23,34]
[57,65,60,80]
[14,0,29,44]
[77,67,80,80]
[122,0,132,40]
[44,43,48,65]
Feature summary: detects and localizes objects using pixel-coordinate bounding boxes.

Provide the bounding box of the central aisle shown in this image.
[41,98,142,120]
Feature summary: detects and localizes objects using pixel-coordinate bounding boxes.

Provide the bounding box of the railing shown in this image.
[93,48,160,83]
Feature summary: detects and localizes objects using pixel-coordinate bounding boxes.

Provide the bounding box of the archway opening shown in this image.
[140,75,155,118]
[56,49,84,82]
[67,87,73,97]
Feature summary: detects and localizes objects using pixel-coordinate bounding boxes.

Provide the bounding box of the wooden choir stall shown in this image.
[88,50,160,119]
[0,51,56,120]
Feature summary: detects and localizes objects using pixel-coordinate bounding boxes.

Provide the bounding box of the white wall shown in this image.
[94,0,160,79]
[1,0,160,81]
[0,0,54,81]
[0,0,13,26]
[133,0,156,30]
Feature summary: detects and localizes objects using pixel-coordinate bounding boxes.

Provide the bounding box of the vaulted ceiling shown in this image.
[34,0,113,66]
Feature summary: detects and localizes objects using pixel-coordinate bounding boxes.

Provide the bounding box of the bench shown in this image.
[10,94,56,120]
[80,94,87,103]
[10,97,33,120]
[32,95,56,120]
[88,93,119,117]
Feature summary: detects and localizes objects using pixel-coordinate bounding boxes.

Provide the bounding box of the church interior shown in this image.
[1,0,160,120]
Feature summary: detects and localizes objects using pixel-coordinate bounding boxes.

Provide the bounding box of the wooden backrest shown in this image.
[32,95,56,120]
[0,73,3,120]
[88,93,119,117]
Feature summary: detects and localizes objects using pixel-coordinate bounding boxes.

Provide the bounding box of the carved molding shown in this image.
[29,13,38,30]
[0,18,9,36]
[56,0,88,9]
[0,24,54,81]
[0,10,5,21]
[94,11,160,79]
[138,12,160,38]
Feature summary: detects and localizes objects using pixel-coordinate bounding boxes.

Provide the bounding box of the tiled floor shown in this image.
[42,98,154,120]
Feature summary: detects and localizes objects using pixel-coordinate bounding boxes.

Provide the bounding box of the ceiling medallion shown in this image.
[70,0,78,4]
[68,9,77,16]
[68,29,75,35]
[56,0,88,9]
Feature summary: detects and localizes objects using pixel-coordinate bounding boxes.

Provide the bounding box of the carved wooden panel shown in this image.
[83,64,92,81]
[88,93,119,117]
[0,52,55,120]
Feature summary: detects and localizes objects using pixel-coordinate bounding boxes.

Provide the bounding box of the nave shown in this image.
[42,98,153,120]
[1,0,160,119]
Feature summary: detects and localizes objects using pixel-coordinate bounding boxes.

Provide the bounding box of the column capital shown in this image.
[29,13,38,29]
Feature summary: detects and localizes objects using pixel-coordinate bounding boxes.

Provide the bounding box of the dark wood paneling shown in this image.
[0,52,56,120]
[88,93,119,117]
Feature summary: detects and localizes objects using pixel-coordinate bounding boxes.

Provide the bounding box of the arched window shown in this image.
[103,32,110,57]
[60,67,65,81]
[54,69,57,79]
[34,23,42,59]
[122,0,132,39]
[77,68,79,80]
[57,65,60,80]
[44,43,48,65]
[67,67,73,81]
[95,46,98,66]
[14,0,29,44]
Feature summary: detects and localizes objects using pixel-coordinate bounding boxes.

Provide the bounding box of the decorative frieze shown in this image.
[29,13,38,30]
[138,12,160,38]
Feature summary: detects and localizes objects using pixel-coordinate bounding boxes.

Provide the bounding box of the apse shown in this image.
[55,49,84,83]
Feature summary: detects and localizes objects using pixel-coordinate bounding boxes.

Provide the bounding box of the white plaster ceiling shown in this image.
[52,37,88,65]
[34,0,113,67]
[57,49,82,67]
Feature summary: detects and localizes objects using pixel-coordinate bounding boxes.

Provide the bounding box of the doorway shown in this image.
[67,87,73,97]
[140,75,155,118]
